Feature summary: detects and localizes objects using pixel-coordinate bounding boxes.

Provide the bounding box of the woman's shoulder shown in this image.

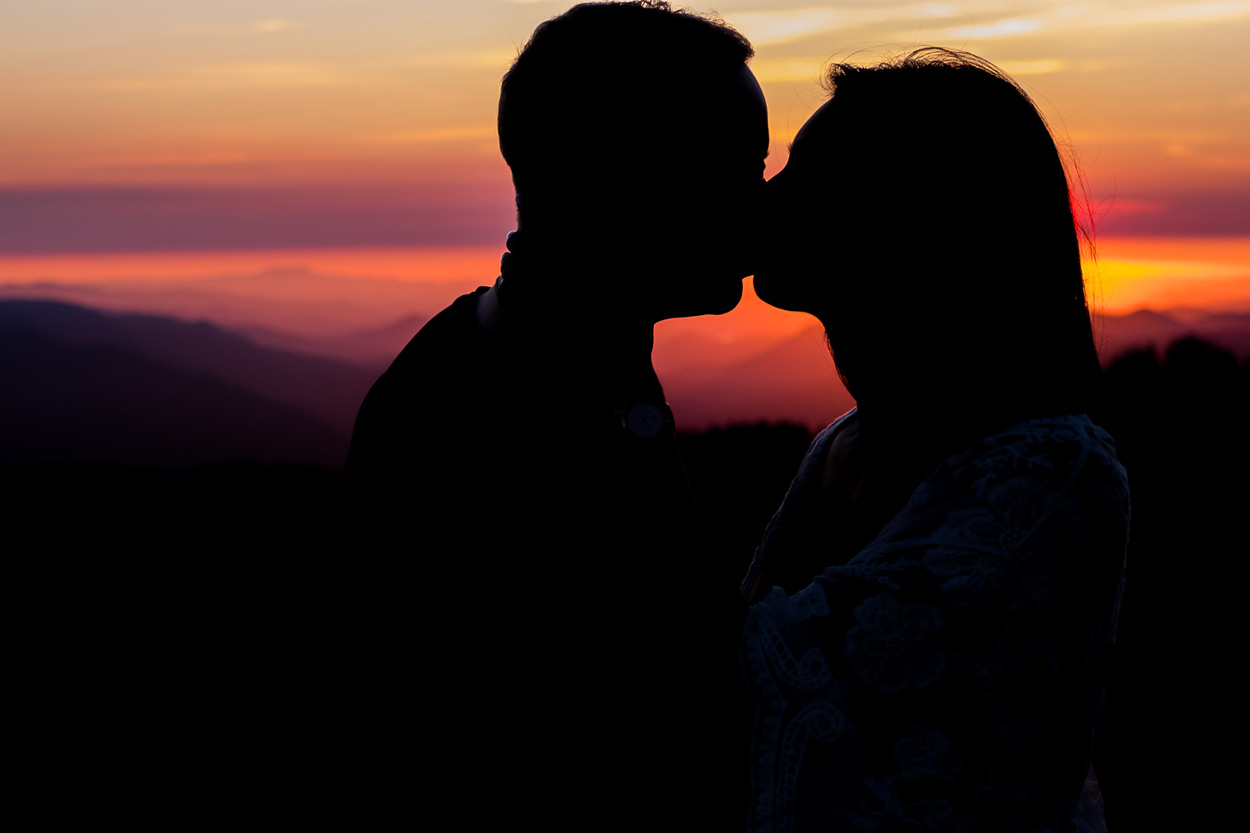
[974,412,1121,466]
[924,413,1129,518]
[848,413,1129,605]
[794,408,861,480]
[741,409,860,602]
[814,408,861,443]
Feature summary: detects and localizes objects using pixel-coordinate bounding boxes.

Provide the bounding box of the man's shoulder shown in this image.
[370,286,494,393]
[385,286,491,374]
[346,286,494,474]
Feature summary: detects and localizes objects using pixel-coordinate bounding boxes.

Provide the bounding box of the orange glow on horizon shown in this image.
[2,237,1246,315]
[0,246,504,285]
[1085,236,1250,314]
[2,237,1245,341]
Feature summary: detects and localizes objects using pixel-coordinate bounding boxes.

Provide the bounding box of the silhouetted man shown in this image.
[348,2,767,827]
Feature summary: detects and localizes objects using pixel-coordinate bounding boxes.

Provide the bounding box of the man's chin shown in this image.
[662,278,744,320]
[708,278,746,315]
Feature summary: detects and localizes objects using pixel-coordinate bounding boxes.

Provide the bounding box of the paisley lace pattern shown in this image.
[742,412,1129,833]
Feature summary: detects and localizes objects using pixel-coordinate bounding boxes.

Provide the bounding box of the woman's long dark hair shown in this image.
[813,49,1100,422]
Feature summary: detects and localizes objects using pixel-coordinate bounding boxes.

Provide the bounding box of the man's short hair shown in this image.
[498,1,753,195]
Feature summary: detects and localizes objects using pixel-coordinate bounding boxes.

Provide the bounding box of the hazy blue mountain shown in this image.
[235,313,430,370]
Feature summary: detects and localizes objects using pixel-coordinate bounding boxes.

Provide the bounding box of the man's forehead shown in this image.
[686,65,769,149]
[702,63,766,105]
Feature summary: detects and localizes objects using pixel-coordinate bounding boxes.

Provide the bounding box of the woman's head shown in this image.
[757,48,1099,417]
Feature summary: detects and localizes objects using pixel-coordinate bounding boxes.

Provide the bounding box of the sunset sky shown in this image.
[3,0,1249,317]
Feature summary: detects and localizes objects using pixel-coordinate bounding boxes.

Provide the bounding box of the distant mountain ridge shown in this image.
[659,325,852,429]
[236,314,429,369]
[2,297,1246,467]
[1098,308,1250,361]
[661,307,1250,429]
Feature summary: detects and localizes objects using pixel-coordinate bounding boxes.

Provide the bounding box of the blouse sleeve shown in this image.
[741,418,1129,833]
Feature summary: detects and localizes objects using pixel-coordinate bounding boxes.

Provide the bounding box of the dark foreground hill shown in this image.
[0,300,376,467]
[5,292,1247,829]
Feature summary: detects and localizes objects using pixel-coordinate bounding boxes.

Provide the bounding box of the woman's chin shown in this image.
[709,278,746,315]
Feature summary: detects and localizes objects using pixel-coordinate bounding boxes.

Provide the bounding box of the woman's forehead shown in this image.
[787,99,840,169]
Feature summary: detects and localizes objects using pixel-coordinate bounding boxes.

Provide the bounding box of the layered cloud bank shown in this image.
[5,2,1249,249]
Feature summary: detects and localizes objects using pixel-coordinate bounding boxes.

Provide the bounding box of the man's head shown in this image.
[498,1,768,321]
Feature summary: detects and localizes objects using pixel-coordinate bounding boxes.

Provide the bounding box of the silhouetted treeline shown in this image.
[678,420,817,565]
[1093,337,1250,831]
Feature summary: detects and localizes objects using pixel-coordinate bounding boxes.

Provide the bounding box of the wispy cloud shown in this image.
[1067,127,1228,144]
[938,17,1045,40]
[357,127,498,145]
[251,19,294,34]
[921,1,1250,41]
[1124,1,1250,25]
[58,151,257,170]
[408,49,520,70]
[749,56,829,83]
[730,1,1250,49]
[91,63,367,92]
[729,8,849,47]
[996,58,1067,75]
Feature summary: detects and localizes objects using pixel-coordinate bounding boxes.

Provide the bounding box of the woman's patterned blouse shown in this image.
[741,412,1130,833]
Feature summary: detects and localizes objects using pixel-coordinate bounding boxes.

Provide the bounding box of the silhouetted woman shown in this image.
[740,49,1129,832]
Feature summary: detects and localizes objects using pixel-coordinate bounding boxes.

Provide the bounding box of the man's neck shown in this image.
[490,223,671,394]
[480,279,662,403]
